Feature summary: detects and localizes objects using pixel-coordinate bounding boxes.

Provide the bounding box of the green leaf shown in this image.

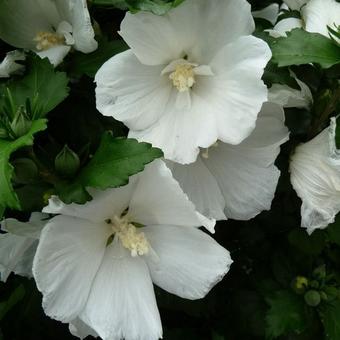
[90,0,185,14]
[0,119,47,212]
[319,300,340,340]
[0,55,69,118]
[288,228,326,256]
[265,290,307,339]
[0,285,25,321]
[56,134,163,204]
[271,29,340,69]
[70,39,128,78]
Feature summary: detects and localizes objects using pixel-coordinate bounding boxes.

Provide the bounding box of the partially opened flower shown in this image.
[167,103,289,221]
[290,117,340,234]
[0,50,25,78]
[0,0,98,66]
[33,160,231,340]
[95,0,271,164]
[0,212,47,282]
[268,76,313,110]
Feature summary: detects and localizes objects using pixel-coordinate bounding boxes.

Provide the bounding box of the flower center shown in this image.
[109,215,149,257]
[169,64,196,92]
[33,31,65,51]
[201,141,219,159]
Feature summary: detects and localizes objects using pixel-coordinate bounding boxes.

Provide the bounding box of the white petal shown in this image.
[69,318,98,340]
[144,225,232,299]
[170,0,255,63]
[0,233,37,282]
[43,179,135,223]
[95,50,171,131]
[290,117,340,234]
[129,87,218,164]
[167,158,226,221]
[36,45,71,66]
[205,35,271,145]
[1,212,48,238]
[205,103,289,220]
[268,18,303,38]
[0,50,25,78]
[57,0,97,53]
[119,0,254,65]
[32,215,111,322]
[283,0,309,10]
[80,240,162,340]
[129,160,215,231]
[268,77,313,109]
[0,0,59,49]
[302,0,340,39]
[252,4,280,25]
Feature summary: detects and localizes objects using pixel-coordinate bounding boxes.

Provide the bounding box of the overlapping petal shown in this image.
[32,215,111,322]
[144,225,232,299]
[80,240,162,340]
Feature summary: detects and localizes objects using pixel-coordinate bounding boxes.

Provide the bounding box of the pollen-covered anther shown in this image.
[111,215,149,257]
[34,31,65,50]
[169,64,195,92]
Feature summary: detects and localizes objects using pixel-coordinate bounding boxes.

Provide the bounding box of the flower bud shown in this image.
[55,145,80,178]
[304,290,321,307]
[291,276,308,294]
[313,265,326,280]
[10,106,32,138]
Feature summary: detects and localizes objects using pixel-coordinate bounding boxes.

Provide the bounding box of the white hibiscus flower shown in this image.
[167,103,289,221]
[0,212,47,282]
[95,0,271,164]
[33,160,232,340]
[290,117,340,234]
[0,0,98,66]
[0,50,25,78]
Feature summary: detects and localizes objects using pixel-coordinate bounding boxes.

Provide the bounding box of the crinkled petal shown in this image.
[69,318,99,340]
[167,158,226,221]
[43,179,135,223]
[36,45,71,66]
[144,225,232,299]
[0,0,60,49]
[1,212,48,239]
[290,117,340,234]
[302,0,340,39]
[129,160,215,232]
[32,215,111,322]
[80,240,162,340]
[204,103,289,220]
[252,4,280,25]
[95,50,171,130]
[0,233,37,282]
[204,35,271,145]
[0,50,25,78]
[119,0,255,65]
